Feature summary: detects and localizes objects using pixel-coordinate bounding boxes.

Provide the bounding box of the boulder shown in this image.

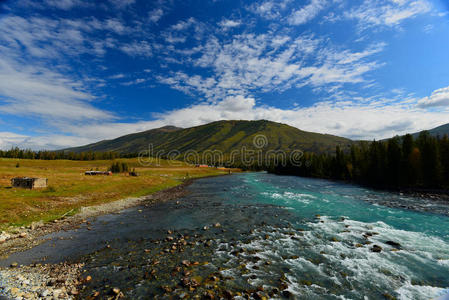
[370,245,382,253]
[385,241,402,249]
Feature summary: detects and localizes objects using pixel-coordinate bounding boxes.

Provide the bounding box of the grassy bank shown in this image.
[0,158,232,229]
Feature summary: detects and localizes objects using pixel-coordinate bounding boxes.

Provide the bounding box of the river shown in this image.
[2,173,449,299]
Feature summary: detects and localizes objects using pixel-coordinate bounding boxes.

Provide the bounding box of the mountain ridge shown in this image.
[411,123,449,138]
[65,120,352,155]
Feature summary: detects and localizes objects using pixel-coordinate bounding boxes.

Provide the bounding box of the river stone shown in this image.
[385,241,402,249]
[370,245,382,253]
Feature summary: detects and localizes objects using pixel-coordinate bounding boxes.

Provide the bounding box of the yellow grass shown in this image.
[0,158,232,229]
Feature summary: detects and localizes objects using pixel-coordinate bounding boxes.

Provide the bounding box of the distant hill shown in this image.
[411,123,449,139]
[65,120,352,158]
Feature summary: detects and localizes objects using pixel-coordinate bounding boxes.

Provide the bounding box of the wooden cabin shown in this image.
[11,177,48,189]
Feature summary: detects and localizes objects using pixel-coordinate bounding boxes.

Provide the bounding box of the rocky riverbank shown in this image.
[0,180,194,300]
[0,262,83,300]
[0,181,192,259]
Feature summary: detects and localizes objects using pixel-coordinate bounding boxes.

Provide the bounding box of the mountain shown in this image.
[65,120,352,157]
[411,123,449,139]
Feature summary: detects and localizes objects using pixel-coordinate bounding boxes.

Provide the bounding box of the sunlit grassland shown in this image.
[0,158,232,229]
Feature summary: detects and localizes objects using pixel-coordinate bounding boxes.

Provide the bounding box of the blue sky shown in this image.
[0,0,448,149]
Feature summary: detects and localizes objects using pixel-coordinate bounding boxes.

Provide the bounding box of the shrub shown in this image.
[110,162,129,173]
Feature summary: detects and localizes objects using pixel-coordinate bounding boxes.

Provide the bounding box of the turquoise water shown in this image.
[230,173,449,299]
[2,172,449,299]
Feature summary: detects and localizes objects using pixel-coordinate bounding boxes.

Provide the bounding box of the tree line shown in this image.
[0,148,123,161]
[268,132,449,189]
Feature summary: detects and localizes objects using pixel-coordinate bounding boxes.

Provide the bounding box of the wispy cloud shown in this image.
[109,0,135,9]
[417,86,449,108]
[345,0,431,30]
[218,19,241,30]
[0,57,113,121]
[43,0,86,10]
[120,41,153,56]
[249,0,292,20]
[157,32,384,101]
[287,0,327,25]
[148,8,164,23]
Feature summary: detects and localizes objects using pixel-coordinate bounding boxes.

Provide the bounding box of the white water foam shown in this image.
[212,216,449,299]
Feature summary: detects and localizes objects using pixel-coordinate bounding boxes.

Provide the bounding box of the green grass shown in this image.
[0,158,233,229]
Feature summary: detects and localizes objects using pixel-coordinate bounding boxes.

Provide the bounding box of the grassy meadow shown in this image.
[0,158,232,229]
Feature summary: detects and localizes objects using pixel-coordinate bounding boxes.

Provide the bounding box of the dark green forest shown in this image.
[269,132,449,189]
[0,148,125,161]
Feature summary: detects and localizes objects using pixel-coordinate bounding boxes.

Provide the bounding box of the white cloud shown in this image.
[171,17,197,31]
[120,41,152,56]
[44,0,85,10]
[219,19,241,29]
[109,73,126,79]
[0,132,96,151]
[250,0,292,20]
[0,14,116,124]
[0,57,113,121]
[148,8,164,23]
[121,78,147,86]
[417,86,449,108]
[288,0,327,25]
[158,33,384,101]
[109,0,135,9]
[346,0,431,29]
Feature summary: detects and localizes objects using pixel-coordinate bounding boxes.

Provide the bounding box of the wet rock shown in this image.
[223,290,233,299]
[203,290,215,299]
[0,232,11,243]
[40,289,50,297]
[10,287,20,297]
[385,241,401,249]
[181,260,190,266]
[383,293,397,300]
[300,280,312,286]
[214,223,221,228]
[282,290,292,298]
[161,285,172,293]
[370,245,382,253]
[10,262,19,268]
[70,288,79,295]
